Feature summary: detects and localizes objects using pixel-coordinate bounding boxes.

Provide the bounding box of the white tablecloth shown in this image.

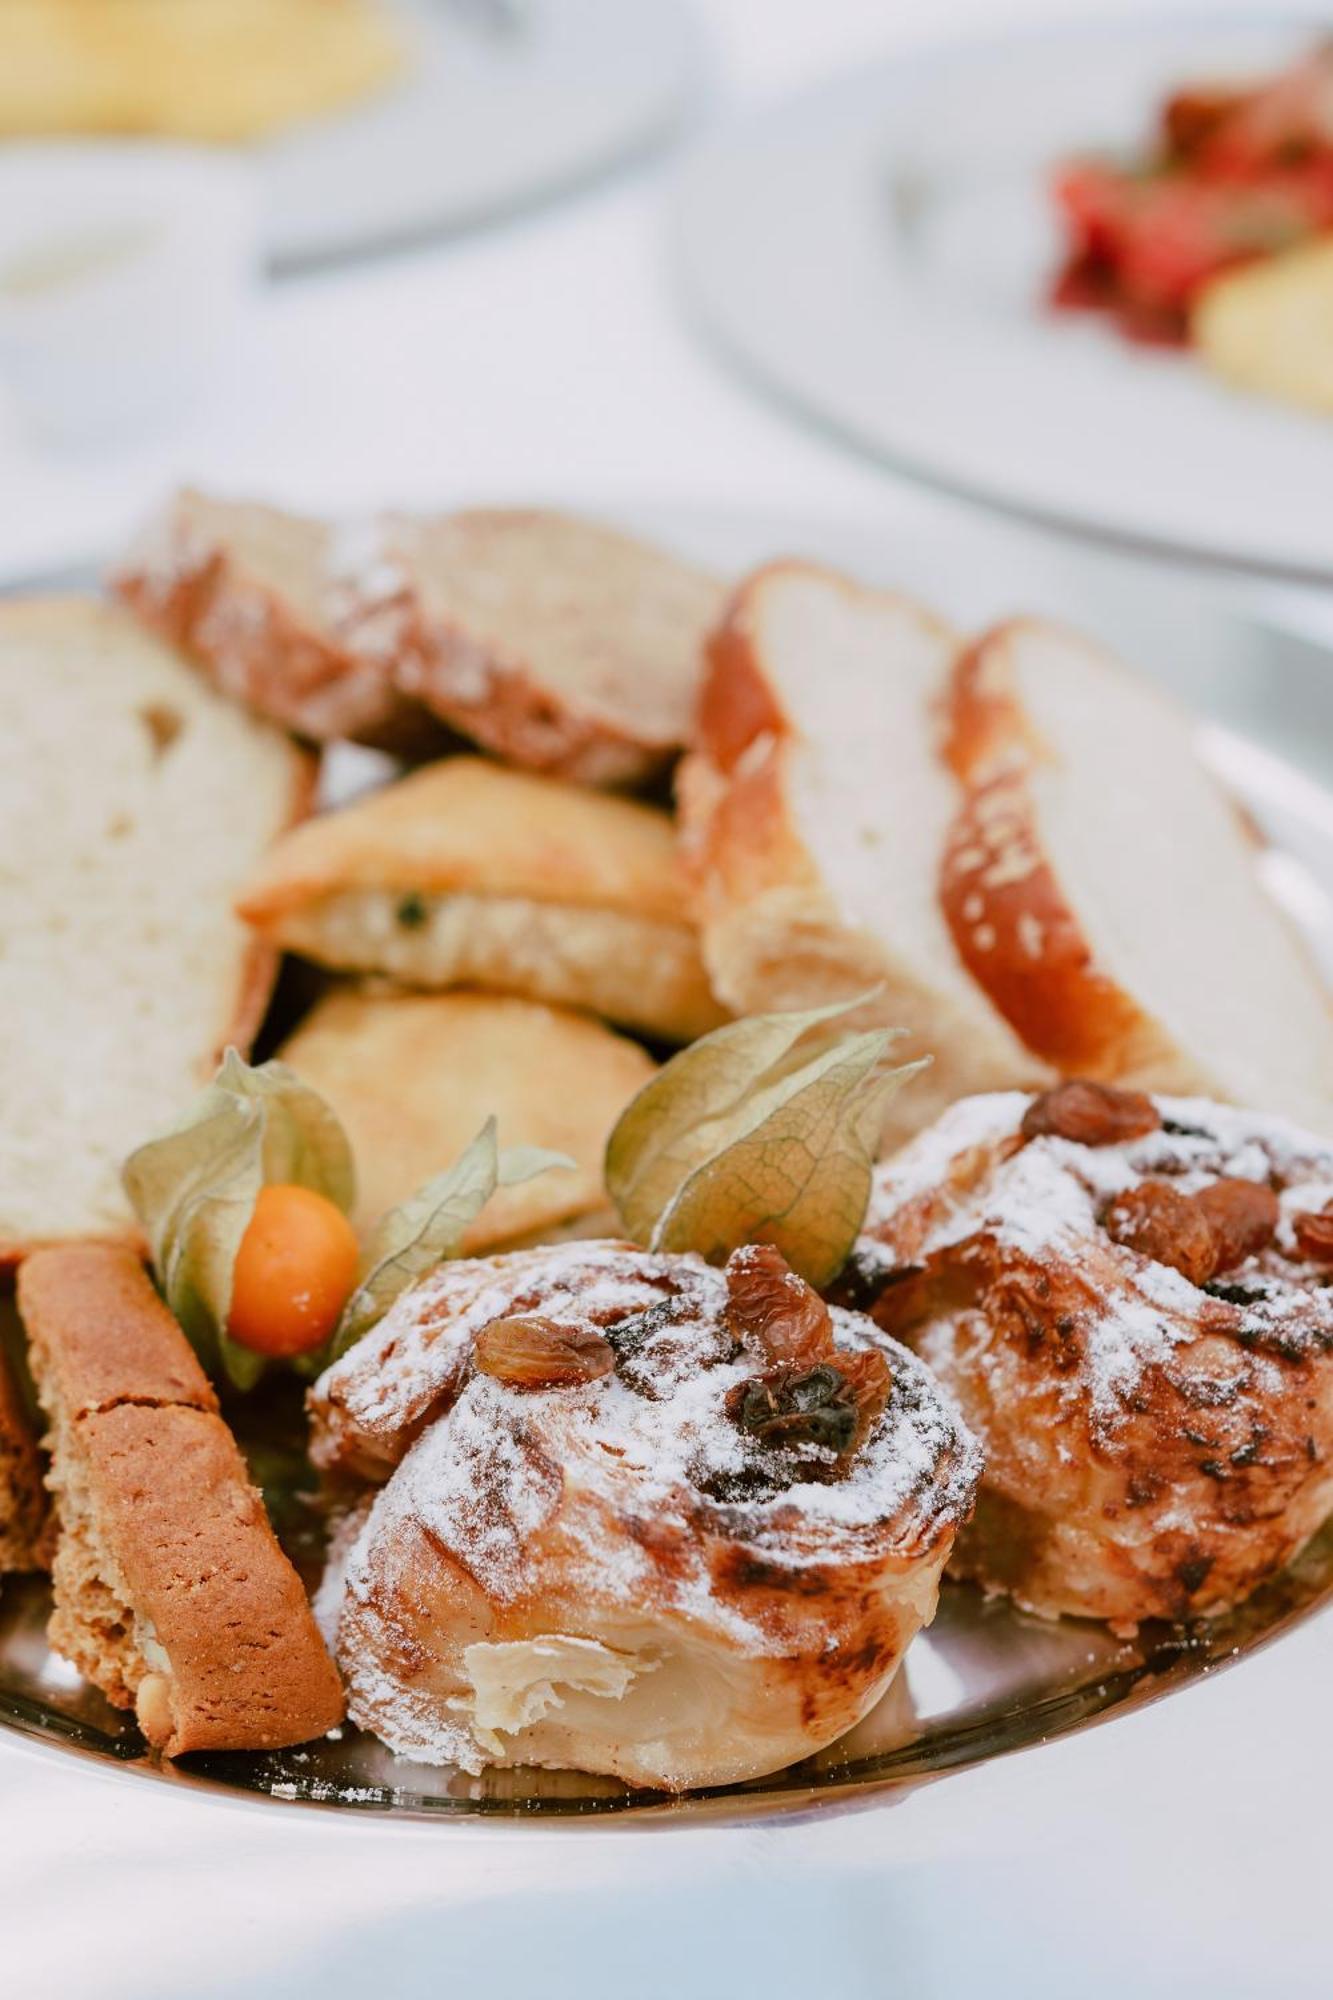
[2,4,1329,1993]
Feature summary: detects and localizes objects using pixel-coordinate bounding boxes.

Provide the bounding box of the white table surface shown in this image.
[2,3,1330,1994]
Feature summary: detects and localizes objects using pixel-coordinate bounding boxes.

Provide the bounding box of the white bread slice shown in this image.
[679,562,1053,1139]
[379,509,727,789]
[276,988,655,1248]
[112,489,446,756]
[237,756,727,1044]
[941,618,1333,1130]
[0,599,311,1258]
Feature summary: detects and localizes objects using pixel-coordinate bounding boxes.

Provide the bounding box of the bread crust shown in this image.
[681,565,1053,1132]
[940,621,1191,1082]
[19,1246,344,1754]
[382,510,725,790]
[113,493,444,757]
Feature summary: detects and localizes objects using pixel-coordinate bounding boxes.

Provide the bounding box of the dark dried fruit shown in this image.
[474,1315,615,1389]
[1102,1180,1216,1285]
[396,892,428,929]
[728,1347,890,1474]
[1292,1205,1333,1264]
[724,1243,834,1368]
[1022,1081,1161,1148]
[1194,1178,1279,1272]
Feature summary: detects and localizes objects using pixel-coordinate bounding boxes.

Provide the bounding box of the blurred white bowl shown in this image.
[0,143,258,448]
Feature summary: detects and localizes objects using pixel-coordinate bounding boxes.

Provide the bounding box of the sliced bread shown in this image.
[679,562,1053,1137]
[237,755,727,1043]
[18,1244,345,1755]
[378,509,727,788]
[0,599,310,1258]
[112,489,446,756]
[276,988,655,1245]
[941,618,1333,1129]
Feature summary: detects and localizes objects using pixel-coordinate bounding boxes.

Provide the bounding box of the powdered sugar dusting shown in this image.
[861,1091,1333,1425]
[317,1241,981,1763]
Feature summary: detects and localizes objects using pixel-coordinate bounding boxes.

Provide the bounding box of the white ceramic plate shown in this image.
[2,500,1332,1819]
[261,0,701,267]
[672,15,1333,583]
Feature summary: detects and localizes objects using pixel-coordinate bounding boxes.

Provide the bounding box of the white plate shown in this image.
[672,15,1333,583]
[259,0,701,267]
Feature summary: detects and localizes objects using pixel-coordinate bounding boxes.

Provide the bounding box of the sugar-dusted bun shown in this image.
[310,1242,980,1791]
[850,1084,1333,1631]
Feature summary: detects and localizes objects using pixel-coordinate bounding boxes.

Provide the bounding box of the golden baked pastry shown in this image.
[1194,238,1333,417]
[276,988,654,1244]
[0,0,401,143]
[238,757,727,1044]
[19,1245,345,1754]
[310,1240,980,1789]
[849,1082,1333,1631]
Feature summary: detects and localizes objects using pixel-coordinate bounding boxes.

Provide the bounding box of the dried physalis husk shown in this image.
[332,1119,571,1358]
[1022,1081,1161,1147]
[475,1315,615,1390]
[122,1049,357,1391]
[1194,1178,1279,1272]
[605,996,927,1290]
[723,1245,890,1476]
[1102,1181,1217,1285]
[1292,1205,1333,1263]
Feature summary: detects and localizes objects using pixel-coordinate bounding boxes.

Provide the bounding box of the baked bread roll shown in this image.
[238,756,726,1044]
[941,618,1333,1130]
[679,561,1053,1139]
[276,989,654,1243]
[372,509,726,789]
[113,490,444,756]
[310,1241,980,1789]
[849,1082,1333,1631]
[19,1245,345,1754]
[0,599,310,1260]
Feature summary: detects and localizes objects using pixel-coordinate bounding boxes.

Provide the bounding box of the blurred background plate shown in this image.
[672,14,1333,583]
[262,0,703,267]
[3,498,1331,1819]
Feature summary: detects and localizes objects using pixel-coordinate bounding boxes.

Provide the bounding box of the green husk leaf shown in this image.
[604,998,927,1289]
[331,1119,573,1359]
[121,1050,356,1389]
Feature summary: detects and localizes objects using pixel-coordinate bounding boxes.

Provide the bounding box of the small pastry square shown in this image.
[238,756,727,1044]
[276,988,655,1245]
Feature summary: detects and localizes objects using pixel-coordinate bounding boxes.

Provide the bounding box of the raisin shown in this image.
[396,892,428,929]
[1022,1081,1161,1147]
[727,1347,890,1474]
[724,1243,834,1368]
[474,1315,614,1389]
[1103,1180,1216,1285]
[1292,1206,1333,1264]
[1194,1179,1278,1272]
